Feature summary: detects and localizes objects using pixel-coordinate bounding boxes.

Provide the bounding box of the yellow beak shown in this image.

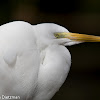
[54,32,100,42]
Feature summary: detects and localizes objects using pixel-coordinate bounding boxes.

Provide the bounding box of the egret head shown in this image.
[34,23,100,49]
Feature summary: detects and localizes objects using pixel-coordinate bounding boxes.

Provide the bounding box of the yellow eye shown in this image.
[54,33,60,38]
[54,33,68,38]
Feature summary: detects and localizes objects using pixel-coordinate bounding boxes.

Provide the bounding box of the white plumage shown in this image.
[0,21,71,100]
[0,21,99,100]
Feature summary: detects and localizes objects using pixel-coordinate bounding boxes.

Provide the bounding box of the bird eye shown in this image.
[54,33,67,38]
[54,33,60,38]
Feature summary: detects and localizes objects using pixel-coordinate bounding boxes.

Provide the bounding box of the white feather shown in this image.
[0,21,73,100]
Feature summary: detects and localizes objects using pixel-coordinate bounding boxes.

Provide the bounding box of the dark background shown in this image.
[0,0,100,100]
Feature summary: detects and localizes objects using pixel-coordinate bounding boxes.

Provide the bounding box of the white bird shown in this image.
[0,21,100,100]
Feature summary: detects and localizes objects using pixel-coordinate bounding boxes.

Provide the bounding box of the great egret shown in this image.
[0,21,100,100]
